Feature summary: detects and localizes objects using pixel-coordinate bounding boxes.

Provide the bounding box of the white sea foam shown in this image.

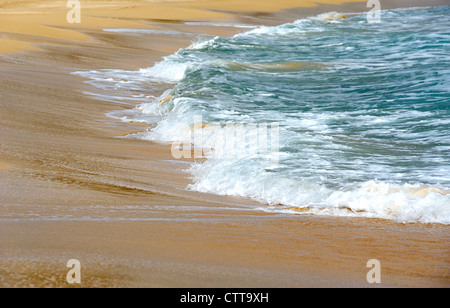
[238,11,347,38]
[139,58,191,83]
[186,37,219,50]
[189,162,450,224]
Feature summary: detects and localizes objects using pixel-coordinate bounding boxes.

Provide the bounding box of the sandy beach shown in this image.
[1,0,449,288]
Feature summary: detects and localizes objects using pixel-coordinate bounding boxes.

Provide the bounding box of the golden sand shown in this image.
[0,38,36,53]
[0,0,367,54]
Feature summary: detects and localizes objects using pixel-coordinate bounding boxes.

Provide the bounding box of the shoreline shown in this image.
[1,0,449,287]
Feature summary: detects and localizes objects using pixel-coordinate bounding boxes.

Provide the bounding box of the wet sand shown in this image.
[1,0,449,288]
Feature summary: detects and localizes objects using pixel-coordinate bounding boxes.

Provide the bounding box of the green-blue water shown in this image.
[77,7,450,224]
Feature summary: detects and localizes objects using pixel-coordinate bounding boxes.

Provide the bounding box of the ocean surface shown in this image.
[75,7,450,224]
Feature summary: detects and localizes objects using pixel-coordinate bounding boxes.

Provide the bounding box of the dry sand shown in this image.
[0,0,449,288]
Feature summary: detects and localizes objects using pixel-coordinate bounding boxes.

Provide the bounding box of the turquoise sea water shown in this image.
[76,7,450,224]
